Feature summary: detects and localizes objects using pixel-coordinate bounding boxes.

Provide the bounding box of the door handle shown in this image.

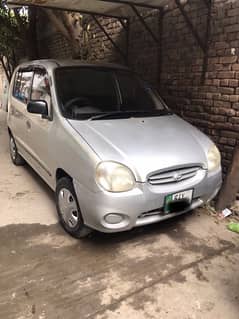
[26,120,31,130]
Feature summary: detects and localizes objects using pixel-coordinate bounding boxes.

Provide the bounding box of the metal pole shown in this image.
[92,15,128,63]
[201,0,212,84]
[175,0,206,53]
[158,9,164,88]
[126,18,130,65]
[130,5,159,44]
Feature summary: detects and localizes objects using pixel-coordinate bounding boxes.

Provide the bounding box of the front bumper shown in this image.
[74,168,222,233]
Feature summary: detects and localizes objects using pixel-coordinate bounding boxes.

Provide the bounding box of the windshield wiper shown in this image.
[90,109,172,121]
[90,111,133,121]
[131,110,172,117]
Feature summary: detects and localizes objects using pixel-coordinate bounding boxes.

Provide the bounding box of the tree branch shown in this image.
[0,56,11,82]
[13,8,26,35]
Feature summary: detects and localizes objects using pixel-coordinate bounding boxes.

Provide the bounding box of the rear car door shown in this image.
[25,67,54,186]
[8,68,34,159]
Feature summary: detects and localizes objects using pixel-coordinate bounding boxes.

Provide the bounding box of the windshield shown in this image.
[55,67,170,120]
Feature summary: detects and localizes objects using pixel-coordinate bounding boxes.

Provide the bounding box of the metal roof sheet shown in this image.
[8,0,170,18]
[17,59,130,70]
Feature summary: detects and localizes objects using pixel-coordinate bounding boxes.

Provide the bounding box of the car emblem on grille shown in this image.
[174,173,183,182]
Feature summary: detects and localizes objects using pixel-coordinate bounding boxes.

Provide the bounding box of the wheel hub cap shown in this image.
[58,188,79,228]
[10,138,17,160]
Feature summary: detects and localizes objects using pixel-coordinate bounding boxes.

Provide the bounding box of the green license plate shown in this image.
[164,189,193,214]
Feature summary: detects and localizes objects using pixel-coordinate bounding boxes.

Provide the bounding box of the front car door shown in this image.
[25,67,54,186]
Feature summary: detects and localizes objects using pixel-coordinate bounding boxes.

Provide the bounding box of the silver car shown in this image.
[7,60,222,238]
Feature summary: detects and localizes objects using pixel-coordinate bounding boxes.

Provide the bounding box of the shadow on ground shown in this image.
[0,211,238,319]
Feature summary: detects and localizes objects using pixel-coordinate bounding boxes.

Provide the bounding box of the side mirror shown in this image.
[27,100,48,116]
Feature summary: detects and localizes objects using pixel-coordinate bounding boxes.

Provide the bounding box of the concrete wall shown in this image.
[0,65,7,111]
[0,65,3,96]
[37,0,239,173]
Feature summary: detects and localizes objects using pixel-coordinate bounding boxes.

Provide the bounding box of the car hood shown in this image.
[68,115,211,182]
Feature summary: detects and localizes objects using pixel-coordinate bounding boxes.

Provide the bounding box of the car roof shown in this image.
[17,59,130,72]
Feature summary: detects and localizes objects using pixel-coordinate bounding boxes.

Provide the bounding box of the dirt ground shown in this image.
[0,110,238,319]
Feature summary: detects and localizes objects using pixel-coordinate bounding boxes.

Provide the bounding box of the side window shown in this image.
[13,71,22,99]
[31,69,51,107]
[13,70,33,104]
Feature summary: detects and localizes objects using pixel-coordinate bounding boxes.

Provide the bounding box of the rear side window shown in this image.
[13,70,33,104]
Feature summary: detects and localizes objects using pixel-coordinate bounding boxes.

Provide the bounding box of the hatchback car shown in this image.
[7,60,222,238]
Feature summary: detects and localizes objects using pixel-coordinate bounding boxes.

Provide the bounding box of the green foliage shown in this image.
[0,0,28,80]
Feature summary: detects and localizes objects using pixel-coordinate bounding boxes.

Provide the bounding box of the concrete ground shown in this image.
[0,110,238,319]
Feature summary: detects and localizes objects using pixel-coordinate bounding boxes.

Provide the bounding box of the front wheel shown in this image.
[56,177,92,238]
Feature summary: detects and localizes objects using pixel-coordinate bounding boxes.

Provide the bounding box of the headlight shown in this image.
[207,144,221,171]
[96,161,136,192]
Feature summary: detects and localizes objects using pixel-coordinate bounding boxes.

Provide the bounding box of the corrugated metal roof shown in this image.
[8,0,170,18]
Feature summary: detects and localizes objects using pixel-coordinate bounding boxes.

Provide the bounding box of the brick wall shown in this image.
[129,10,160,85]
[159,0,239,174]
[37,12,72,59]
[37,12,126,63]
[37,0,239,173]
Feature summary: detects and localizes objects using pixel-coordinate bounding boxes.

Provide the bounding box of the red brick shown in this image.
[218,87,234,94]
[213,100,231,108]
[212,93,222,100]
[215,42,229,50]
[216,108,236,116]
[230,117,239,124]
[219,56,238,64]
[232,64,239,71]
[212,79,220,86]
[208,57,219,64]
[205,79,212,86]
[228,79,239,87]
[232,102,239,110]
[220,79,229,86]
[219,137,236,146]
[210,115,226,122]
[229,95,239,102]
[217,71,235,79]
[221,130,239,138]
[226,24,239,33]
[221,95,230,101]
[228,8,239,17]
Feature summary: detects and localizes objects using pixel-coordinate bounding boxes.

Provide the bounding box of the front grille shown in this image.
[148,166,200,185]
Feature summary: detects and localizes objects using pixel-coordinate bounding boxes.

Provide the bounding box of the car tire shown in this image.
[9,134,25,166]
[56,177,92,238]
